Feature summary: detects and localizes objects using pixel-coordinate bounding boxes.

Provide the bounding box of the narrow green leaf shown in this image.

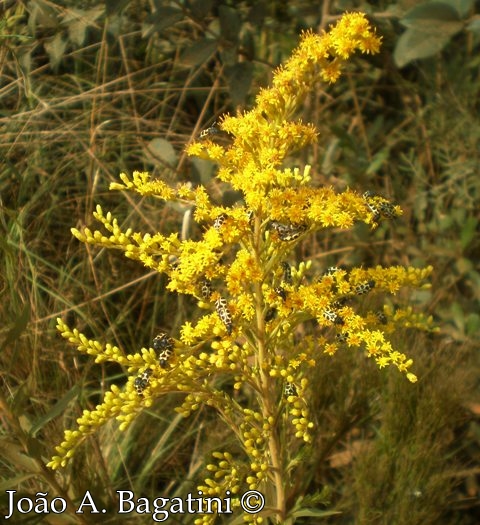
[460,217,478,249]
[291,508,342,518]
[366,148,390,175]
[0,438,40,472]
[0,302,30,353]
[30,384,81,438]
[0,474,36,492]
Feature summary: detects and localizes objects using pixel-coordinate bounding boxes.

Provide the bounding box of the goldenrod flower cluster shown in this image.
[49,12,435,524]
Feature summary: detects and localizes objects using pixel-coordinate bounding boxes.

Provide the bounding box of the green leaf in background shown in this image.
[190,0,214,20]
[465,313,480,337]
[394,28,450,68]
[105,0,130,17]
[44,33,68,71]
[400,2,462,29]
[145,6,184,35]
[65,6,104,47]
[180,37,218,66]
[466,18,480,34]
[440,0,475,17]
[219,5,241,45]
[28,0,58,30]
[225,62,254,106]
[460,216,478,249]
[191,157,216,186]
[366,147,390,175]
[145,138,177,167]
[394,1,465,68]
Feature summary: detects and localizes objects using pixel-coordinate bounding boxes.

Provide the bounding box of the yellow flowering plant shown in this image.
[49,13,436,524]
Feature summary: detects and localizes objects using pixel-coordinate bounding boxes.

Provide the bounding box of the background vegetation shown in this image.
[1,0,479,523]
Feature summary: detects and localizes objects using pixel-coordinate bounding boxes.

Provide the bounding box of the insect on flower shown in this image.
[331,296,349,309]
[134,368,153,396]
[322,266,341,276]
[213,214,226,231]
[354,280,376,295]
[376,311,388,324]
[199,122,221,139]
[265,307,277,322]
[284,382,298,398]
[215,297,233,335]
[275,286,287,301]
[281,262,292,284]
[363,191,381,222]
[153,332,175,368]
[199,122,233,145]
[270,221,307,241]
[200,279,213,300]
[322,308,344,325]
[363,191,399,220]
[378,201,397,219]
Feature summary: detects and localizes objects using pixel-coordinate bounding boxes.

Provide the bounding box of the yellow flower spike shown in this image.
[50,14,434,525]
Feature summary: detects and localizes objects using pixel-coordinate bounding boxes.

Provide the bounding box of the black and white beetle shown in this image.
[215,297,233,335]
[153,332,175,368]
[200,279,213,300]
[284,382,298,397]
[354,280,376,295]
[281,261,292,284]
[134,368,153,396]
[270,221,307,241]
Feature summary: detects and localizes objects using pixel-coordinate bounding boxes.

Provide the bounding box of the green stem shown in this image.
[252,216,286,523]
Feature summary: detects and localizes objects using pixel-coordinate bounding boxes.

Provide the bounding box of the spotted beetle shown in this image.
[281,262,292,284]
[354,280,376,295]
[322,266,341,276]
[200,279,213,300]
[153,332,175,368]
[270,221,307,241]
[215,297,233,335]
[275,286,287,301]
[322,308,344,325]
[265,307,277,322]
[213,214,226,230]
[284,382,298,398]
[376,311,388,324]
[134,368,153,396]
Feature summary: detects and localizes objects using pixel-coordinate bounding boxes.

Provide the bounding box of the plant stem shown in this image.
[252,216,286,523]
